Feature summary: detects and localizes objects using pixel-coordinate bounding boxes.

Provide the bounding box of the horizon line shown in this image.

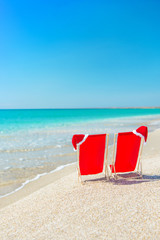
[0,107,160,110]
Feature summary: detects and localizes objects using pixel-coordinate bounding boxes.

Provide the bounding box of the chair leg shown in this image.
[114,172,118,180]
[105,173,109,181]
[77,168,83,184]
[105,165,110,181]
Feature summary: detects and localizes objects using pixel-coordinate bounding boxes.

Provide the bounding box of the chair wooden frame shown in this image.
[77,134,109,184]
[109,133,144,180]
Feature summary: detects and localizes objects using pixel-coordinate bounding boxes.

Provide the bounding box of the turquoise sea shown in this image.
[0,108,160,197]
[1,108,160,133]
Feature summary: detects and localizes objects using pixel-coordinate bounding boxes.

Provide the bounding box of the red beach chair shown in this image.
[110,126,148,179]
[72,134,109,183]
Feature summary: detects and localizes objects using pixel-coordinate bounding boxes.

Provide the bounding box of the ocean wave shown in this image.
[0,162,76,199]
[0,144,71,153]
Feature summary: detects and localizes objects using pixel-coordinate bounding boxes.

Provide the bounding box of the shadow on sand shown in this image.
[83,174,160,185]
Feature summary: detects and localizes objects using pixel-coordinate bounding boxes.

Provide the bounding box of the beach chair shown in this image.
[109,126,148,179]
[72,134,109,183]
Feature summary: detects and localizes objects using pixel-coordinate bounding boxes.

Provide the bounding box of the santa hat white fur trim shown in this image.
[74,134,89,151]
[133,130,147,144]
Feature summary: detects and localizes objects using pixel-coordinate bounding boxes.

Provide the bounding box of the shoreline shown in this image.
[0,162,76,200]
[0,162,77,209]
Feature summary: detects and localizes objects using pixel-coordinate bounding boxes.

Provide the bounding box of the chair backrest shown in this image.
[75,134,106,176]
[113,132,141,173]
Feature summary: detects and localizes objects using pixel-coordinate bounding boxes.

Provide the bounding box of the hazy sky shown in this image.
[0,0,160,108]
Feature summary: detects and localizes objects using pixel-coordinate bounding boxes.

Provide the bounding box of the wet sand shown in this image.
[0,162,77,209]
[0,129,160,239]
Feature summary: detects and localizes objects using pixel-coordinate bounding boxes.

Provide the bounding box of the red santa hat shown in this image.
[72,134,88,151]
[133,126,148,142]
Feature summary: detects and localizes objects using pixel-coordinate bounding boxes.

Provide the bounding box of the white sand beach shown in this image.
[0,129,160,239]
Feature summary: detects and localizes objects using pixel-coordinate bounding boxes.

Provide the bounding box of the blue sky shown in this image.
[0,0,160,108]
